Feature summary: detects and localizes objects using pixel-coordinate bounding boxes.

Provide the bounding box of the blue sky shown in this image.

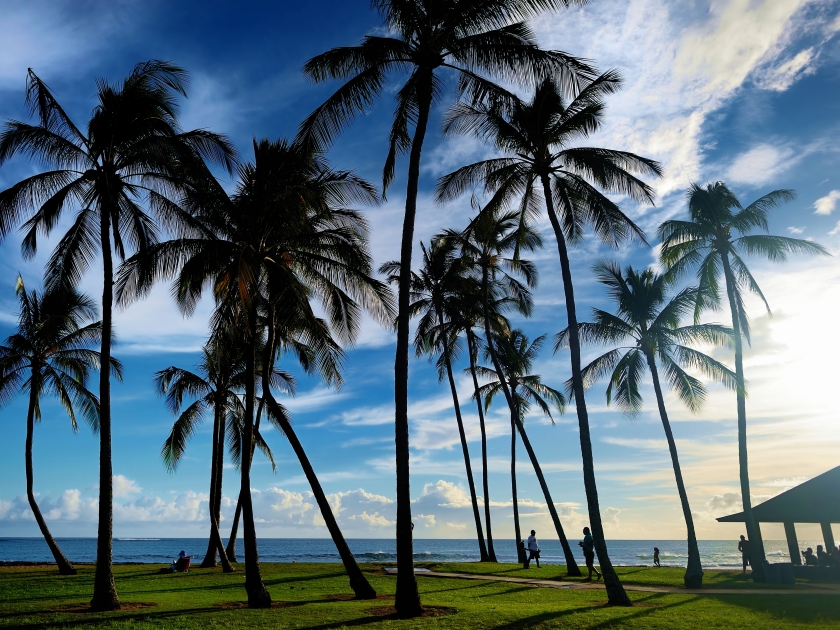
[1,0,839,544]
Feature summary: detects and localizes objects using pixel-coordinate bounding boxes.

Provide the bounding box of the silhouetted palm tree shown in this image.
[300,2,591,613]
[658,182,828,579]
[118,139,391,603]
[0,279,118,575]
[477,329,565,562]
[155,338,263,573]
[455,207,581,575]
[0,62,236,610]
[437,74,662,602]
[382,238,489,561]
[562,262,739,587]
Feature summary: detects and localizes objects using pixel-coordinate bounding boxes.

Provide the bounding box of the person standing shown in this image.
[653,547,661,567]
[526,530,541,568]
[738,535,751,573]
[579,527,601,580]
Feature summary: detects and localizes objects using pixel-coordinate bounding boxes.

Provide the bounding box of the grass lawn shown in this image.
[1,563,839,629]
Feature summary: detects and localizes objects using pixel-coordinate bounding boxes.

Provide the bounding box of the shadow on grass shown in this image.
[491,593,692,629]
[709,592,840,625]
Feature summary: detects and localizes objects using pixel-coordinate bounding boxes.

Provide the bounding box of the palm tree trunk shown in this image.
[226,398,264,563]
[215,410,227,561]
[25,378,76,575]
[540,175,630,606]
[513,417,581,575]
[467,329,497,562]
[644,351,703,588]
[201,407,222,568]
[91,210,120,611]
[511,415,524,563]
[437,313,488,562]
[720,253,766,581]
[241,312,271,607]
[226,496,242,563]
[393,69,434,619]
[263,312,375,598]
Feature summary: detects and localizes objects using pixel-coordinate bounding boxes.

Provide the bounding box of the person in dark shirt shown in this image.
[737,535,751,573]
[579,527,601,580]
[653,547,661,567]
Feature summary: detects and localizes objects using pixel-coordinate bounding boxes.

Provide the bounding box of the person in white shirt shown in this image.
[526,530,541,568]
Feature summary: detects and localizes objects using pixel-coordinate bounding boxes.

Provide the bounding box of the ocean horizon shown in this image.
[0,537,821,569]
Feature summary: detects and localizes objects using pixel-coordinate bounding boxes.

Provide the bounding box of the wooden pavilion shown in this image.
[717,465,839,566]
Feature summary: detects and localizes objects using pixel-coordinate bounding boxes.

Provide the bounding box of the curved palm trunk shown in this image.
[226,399,263,563]
[226,497,242,562]
[720,253,766,581]
[263,314,375,599]
[540,175,630,605]
[437,313,488,562]
[214,410,230,570]
[241,314,271,607]
[514,417,581,575]
[644,351,702,587]
[467,329,497,562]
[201,408,222,568]
[91,210,119,611]
[393,70,434,618]
[25,380,76,575]
[510,415,524,562]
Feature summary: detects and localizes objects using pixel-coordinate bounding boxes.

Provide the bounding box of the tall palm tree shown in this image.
[455,207,581,575]
[300,3,591,614]
[561,262,739,587]
[382,238,489,562]
[0,62,236,610]
[155,338,261,573]
[476,330,567,563]
[117,138,391,604]
[658,182,828,579]
[0,279,116,576]
[437,74,662,603]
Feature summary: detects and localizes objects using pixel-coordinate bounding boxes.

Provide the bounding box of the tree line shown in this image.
[0,0,826,616]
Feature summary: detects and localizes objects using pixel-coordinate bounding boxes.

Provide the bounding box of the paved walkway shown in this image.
[396,569,840,596]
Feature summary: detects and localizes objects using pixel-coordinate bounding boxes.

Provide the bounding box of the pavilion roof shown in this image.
[717,466,840,524]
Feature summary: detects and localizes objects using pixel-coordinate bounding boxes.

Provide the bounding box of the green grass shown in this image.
[1,563,839,629]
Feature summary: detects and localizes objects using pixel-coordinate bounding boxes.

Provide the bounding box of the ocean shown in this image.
[0,537,819,568]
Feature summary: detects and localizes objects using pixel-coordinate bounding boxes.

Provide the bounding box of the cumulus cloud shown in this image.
[787,226,805,234]
[814,190,840,215]
[113,475,142,499]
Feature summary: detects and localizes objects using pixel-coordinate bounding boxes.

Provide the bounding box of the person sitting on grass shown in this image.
[578,527,601,581]
[172,550,191,572]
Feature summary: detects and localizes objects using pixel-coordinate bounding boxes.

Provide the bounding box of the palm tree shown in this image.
[0,279,116,576]
[437,74,662,603]
[117,138,391,604]
[561,262,740,587]
[382,238,489,562]
[455,207,581,575]
[155,338,259,573]
[476,329,568,562]
[300,3,591,614]
[658,182,828,579]
[0,62,236,610]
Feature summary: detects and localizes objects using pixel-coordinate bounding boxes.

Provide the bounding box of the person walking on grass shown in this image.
[738,535,751,573]
[654,547,661,567]
[526,530,541,569]
[580,527,601,580]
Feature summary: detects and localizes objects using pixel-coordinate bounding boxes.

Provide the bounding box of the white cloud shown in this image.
[754,47,817,91]
[828,221,840,236]
[814,190,840,215]
[726,144,797,186]
[787,226,805,234]
[112,475,142,499]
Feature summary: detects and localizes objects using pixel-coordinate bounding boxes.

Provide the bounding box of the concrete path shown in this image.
[401,569,840,596]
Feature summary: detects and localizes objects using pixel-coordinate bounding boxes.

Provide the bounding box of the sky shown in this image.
[0,0,839,547]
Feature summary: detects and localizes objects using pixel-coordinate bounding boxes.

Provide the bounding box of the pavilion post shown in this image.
[784,522,800,566]
[821,522,836,554]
